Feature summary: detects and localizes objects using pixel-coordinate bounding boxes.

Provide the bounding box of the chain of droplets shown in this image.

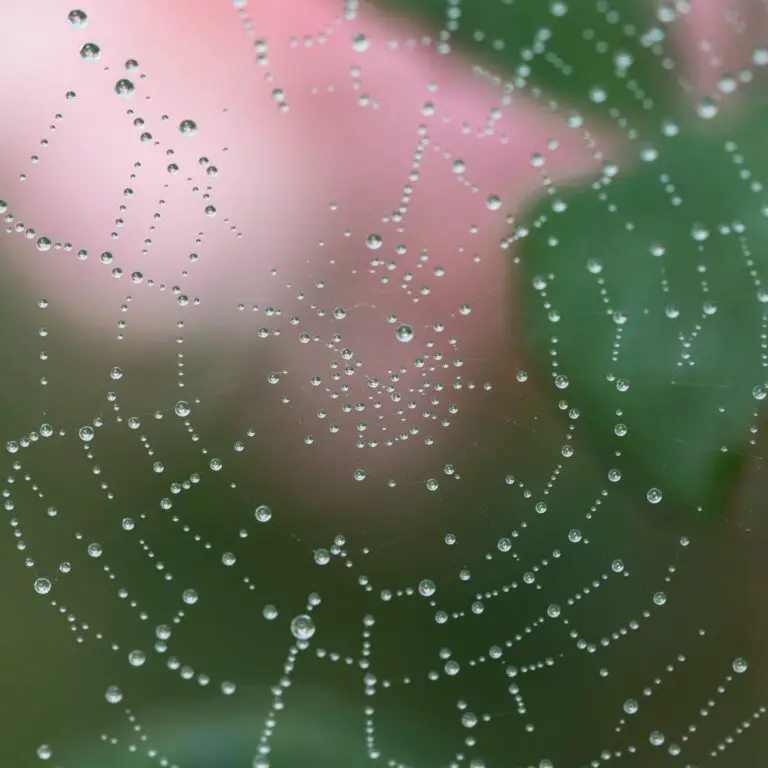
[84,536,158,622]
[19,432,244,694]
[34,402,262,697]
[2,460,116,617]
[528,117,768,494]
[440,0,692,126]
[237,0,619,474]
[611,635,700,738]
[427,476,629,632]
[303,50,516,459]
[566,537,688,659]
[18,110,66,192]
[243,0,633,493]
[30,697,178,768]
[98,707,177,768]
[709,703,768,759]
[587,639,754,763]
[254,595,324,767]
[1,124,228,349]
[670,655,751,758]
[311,518,693,763]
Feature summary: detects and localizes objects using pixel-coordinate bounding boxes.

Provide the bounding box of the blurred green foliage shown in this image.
[518,102,768,516]
[62,693,435,768]
[381,0,677,120]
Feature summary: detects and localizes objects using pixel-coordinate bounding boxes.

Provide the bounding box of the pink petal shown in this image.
[665,0,766,98]
[0,0,614,479]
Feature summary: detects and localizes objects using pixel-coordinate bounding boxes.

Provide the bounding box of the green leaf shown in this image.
[378,0,677,120]
[517,104,768,516]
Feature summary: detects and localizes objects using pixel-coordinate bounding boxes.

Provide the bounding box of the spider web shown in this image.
[0,1,766,767]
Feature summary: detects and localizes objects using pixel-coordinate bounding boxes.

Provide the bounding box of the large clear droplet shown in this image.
[290,613,316,640]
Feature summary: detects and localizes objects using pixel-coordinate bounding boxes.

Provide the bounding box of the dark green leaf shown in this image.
[378,0,677,120]
[517,104,768,516]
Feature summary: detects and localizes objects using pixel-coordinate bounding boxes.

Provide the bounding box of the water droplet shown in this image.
[646,487,663,504]
[733,656,748,674]
[68,9,87,28]
[614,51,633,69]
[79,42,101,61]
[87,542,103,558]
[753,45,768,67]
[352,33,370,52]
[179,119,198,136]
[174,400,191,417]
[717,73,738,94]
[550,1,568,16]
[290,613,315,640]
[691,223,710,241]
[182,588,199,605]
[128,649,146,667]
[418,578,436,597]
[396,324,414,342]
[661,119,679,137]
[366,233,383,250]
[105,685,123,704]
[696,97,718,120]
[78,425,94,442]
[255,504,272,522]
[445,660,460,675]
[114,79,135,98]
[34,577,51,595]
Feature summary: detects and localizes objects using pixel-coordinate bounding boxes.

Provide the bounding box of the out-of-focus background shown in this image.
[1,0,768,766]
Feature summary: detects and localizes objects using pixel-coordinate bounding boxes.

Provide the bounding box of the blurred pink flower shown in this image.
[0,0,761,482]
[0,0,613,477]
[668,0,766,98]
